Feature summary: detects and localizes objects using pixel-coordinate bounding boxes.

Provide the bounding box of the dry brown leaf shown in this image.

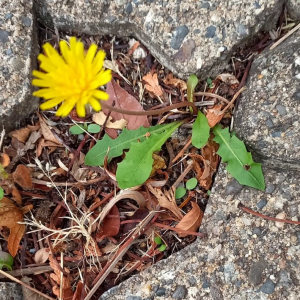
[49,255,73,300]
[21,276,49,300]
[92,111,128,129]
[103,79,150,130]
[37,138,60,157]
[150,153,166,177]
[72,281,86,300]
[143,73,163,97]
[175,202,203,237]
[163,73,187,91]
[0,153,10,167]
[96,205,120,242]
[0,197,29,256]
[9,127,31,143]
[38,114,61,145]
[34,248,50,264]
[206,104,224,127]
[12,165,33,189]
[147,185,183,220]
[200,138,220,190]
[216,73,239,87]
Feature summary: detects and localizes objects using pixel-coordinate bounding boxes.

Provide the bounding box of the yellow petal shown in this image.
[92,90,109,100]
[88,97,101,111]
[76,101,86,118]
[91,50,106,75]
[85,44,97,65]
[89,70,112,89]
[40,97,65,110]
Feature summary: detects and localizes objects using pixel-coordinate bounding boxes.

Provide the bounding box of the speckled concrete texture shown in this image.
[286,0,300,20]
[100,165,300,300]
[235,29,300,166]
[34,0,283,79]
[0,0,39,132]
[0,283,23,300]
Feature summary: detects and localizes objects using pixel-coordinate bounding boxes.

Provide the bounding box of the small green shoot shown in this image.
[0,187,3,200]
[207,77,213,88]
[187,75,198,113]
[192,111,210,148]
[69,123,101,135]
[175,187,187,199]
[0,251,14,271]
[186,178,197,190]
[154,236,167,252]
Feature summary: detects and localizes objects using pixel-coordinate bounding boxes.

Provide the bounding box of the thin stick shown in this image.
[172,138,192,163]
[270,22,300,50]
[0,128,5,151]
[193,92,230,104]
[238,203,300,225]
[172,163,194,188]
[0,269,56,300]
[101,101,198,116]
[31,175,108,187]
[220,86,246,114]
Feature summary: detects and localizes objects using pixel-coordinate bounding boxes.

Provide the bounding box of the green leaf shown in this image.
[154,236,162,245]
[85,122,180,166]
[159,244,167,252]
[0,187,3,200]
[0,251,13,271]
[207,77,213,88]
[213,125,265,190]
[187,75,198,103]
[69,125,85,135]
[186,178,197,190]
[192,111,210,148]
[116,121,183,189]
[87,124,101,133]
[175,187,187,199]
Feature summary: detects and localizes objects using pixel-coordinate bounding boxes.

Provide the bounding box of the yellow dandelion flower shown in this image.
[32,37,112,118]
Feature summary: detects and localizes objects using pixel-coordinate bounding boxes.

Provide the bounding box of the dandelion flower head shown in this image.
[32,37,112,117]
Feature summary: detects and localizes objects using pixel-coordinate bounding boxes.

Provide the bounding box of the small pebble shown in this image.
[261,279,276,294]
[257,199,268,210]
[275,212,286,228]
[156,287,166,296]
[172,285,187,300]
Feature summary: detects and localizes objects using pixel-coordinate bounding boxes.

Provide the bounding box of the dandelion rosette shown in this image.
[32,37,112,117]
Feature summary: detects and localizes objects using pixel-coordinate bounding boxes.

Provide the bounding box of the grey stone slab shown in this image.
[34,0,283,79]
[100,165,300,300]
[0,282,23,300]
[235,29,300,166]
[0,0,39,133]
[286,0,300,20]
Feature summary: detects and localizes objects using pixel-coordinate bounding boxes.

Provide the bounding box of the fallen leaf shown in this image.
[206,104,224,128]
[92,111,128,129]
[143,73,163,97]
[12,165,33,189]
[49,255,73,300]
[21,276,49,300]
[103,79,150,130]
[200,138,220,189]
[0,197,31,256]
[9,127,31,143]
[96,205,120,241]
[175,202,203,237]
[34,248,50,264]
[0,153,10,167]
[216,73,239,87]
[150,153,166,177]
[147,184,183,220]
[72,281,86,300]
[163,73,187,91]
[36,138,59,157]
[38,113,61,145]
